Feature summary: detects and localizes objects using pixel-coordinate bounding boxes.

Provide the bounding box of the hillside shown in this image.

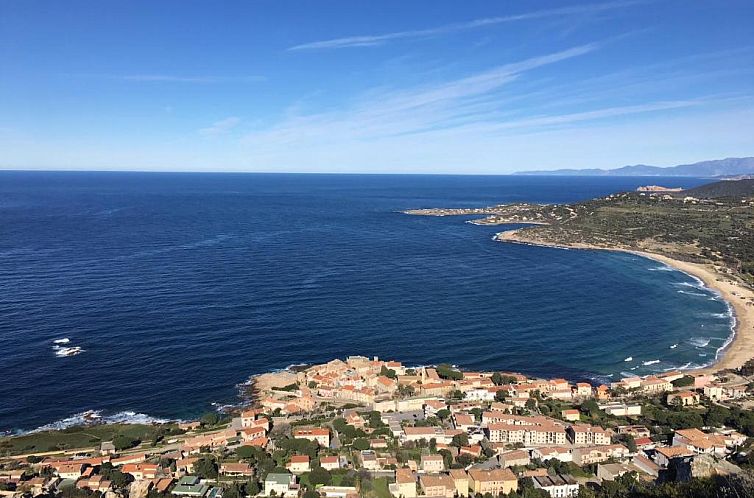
[680,179,754,199]
[518,157,754,177]
[407,180,754,285]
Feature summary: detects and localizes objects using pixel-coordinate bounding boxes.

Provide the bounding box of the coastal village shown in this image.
[2,356,754,498]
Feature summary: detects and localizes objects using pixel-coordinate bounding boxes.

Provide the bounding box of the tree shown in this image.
[352,438,370,451]
[200,412,220,427]
[438,449,453,470]
[194,456,218,479]
[110,470,132,488]
[308,467,332,487]
[451,433,469,448]
[436,364,463,381]
[303,491,320,498]
[525,399,537,410]
[494,390,507,402]
[436,409,451,421]
[113,435,139,451]
[672,375,695,388]
[380,366,397,379]
[491,372,504,385]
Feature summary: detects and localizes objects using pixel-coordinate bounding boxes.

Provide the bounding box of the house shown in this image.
[500,450,530,468]
[320,456,340,470]
[467,468,518,495]
[370,438,388,449]
[703,385,724,401]
[616,425,651,438]
[453,413,476,430]
[561,409,580,422]
[344,410,365,428]
[219,463,254,477]
[172,476,210,497]
[317,486,358,498]
[100,441,116,455]
[635,437,655,450]
[448,469,468,497]
[532,474,579,498]
[654,446,695,468]
[122,463,159,480]
[152,478,175,494]
[286,455,311,474]
[599,403,642,417]
[640,377,673,394]
[76,476,113,493]
[111,453,148,466]
[390,468,417,498]
[596,385,610,400]
[567,424,611,445]
[177,458,199,474]
[572,444,629,465]
[420,454,444,472]
[402,426,447,444]
[264,473,296,497]
[55,464,85,480]
[360,451,380,470]
[293,428,330,446]
[575,383,593,397]
[673,429,727,455]
[667,391,700,406]
[597,463,640,482]
[532,447,572,463]
[419,474,455,498]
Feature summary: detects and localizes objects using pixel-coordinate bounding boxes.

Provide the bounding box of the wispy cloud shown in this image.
[288,1,641,51]
[69,74,265,83]
[199,117,241,137]
[244,45,599,147]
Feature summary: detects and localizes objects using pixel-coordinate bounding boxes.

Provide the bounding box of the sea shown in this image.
[0,172,735,433]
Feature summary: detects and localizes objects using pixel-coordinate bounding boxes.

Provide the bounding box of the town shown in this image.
[2,356,754,498]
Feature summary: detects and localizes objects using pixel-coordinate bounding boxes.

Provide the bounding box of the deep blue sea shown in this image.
[0,172,735,432]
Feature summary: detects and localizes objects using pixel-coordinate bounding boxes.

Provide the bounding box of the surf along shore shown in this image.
[496,228,754,374]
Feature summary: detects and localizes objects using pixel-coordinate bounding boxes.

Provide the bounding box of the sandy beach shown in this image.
[497,229,754,374]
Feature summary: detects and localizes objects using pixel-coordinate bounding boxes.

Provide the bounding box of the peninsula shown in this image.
[405,179,754,373]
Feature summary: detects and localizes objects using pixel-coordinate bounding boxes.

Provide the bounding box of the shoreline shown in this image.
[496,228,754,374]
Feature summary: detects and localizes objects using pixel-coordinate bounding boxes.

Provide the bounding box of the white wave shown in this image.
[620,371,637,377]
[670,344,678,349]
[708,312,731,319]
[675,281,706,290]
[677,290,708,297]
[53,338,70,344]
[699,353,707,357]
[54,346,84,357]
[630,367,638,370]
[642,360,660,366]
[624,356,633,362]
[28,410,172,434]
[689,337,710,348]
[713,300,737,361]
[648,265,675,272]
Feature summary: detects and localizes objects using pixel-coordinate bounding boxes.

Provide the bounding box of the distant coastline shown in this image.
[495,228,753,374]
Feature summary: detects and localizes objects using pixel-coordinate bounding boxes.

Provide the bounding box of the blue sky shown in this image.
[1,0,753,173]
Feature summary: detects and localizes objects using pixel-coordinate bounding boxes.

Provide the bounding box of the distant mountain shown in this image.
[679,179,754,199]
[517,157,754,177]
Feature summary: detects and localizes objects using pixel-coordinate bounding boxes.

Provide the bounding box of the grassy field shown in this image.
[0,423,180,457]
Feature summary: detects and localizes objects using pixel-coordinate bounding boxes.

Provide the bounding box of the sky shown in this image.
[1,0,754,174]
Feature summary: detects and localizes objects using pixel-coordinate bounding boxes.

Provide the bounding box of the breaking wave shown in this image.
[26,410,172,434]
